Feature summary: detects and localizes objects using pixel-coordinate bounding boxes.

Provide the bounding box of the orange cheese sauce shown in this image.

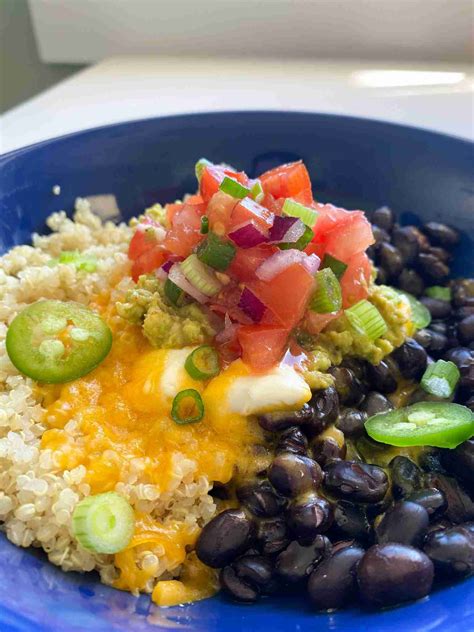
[39,297,265,604]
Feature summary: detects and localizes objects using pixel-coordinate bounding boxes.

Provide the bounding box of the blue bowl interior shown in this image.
[0,112,473,632]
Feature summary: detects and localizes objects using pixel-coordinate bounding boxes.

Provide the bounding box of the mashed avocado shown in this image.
[299,284,414,389]
[116,275,215,348]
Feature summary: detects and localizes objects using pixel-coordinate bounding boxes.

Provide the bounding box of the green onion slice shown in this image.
[72,492,135,554]
[181,254,222,297]
[365,402,474,449]
[219,176,251,199]
[185,345,220,380]
[345,299,388,341]
[49,251,98,273]
[196,232,236,271]
[200,216,210,235]
[320,254,348,280]
[164,278,186,307]
[421,359,460,399]
[282,199,318,228]
[195,158,212,183]
[279,225,314,251]
[397,290,431,330]
[171,389,205,424]
[311,268,342,313]
[250,179,264,203]
[425,286,452,301]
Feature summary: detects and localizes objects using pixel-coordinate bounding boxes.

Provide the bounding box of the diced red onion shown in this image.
[256,251,320,281]
[229,222,268,248]
[269,216,305,244]
[238,288,266,323]
[168,263,208,304]
[162,260,174,273]
[155,267,168,281]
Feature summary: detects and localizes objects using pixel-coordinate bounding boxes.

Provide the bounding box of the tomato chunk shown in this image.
[131,246,167,281]
[164,201,206,257]
[340,251,372,308]
[229,245,277,282]
[260,161,312,201]
[128,218,162,260]
[312,204,374,261]
[206,191,239,234]
[230,198,274,232]
[251,263,315,329]
[238,325,289,371]
[305,311,341,335]
[200,165,249,202]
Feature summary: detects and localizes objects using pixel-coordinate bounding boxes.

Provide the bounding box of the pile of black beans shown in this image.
[196,208,474,611]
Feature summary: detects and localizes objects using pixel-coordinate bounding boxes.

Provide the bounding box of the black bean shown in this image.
[376,267,388,285]
[463,522,474,535]
[397,268,425,297]
[411,226,431,252]
[418,253,450,281]
[414,328,432,349]
[391,338,428,379]
[196,509,255,568]
[420,297,452,320]
[422,222,460,248]
[331,500,372,543]
[379,243,404,278]
[389,456,423,499]
[275,535,331,583]
[312,436,346,467]
[375,501,429,546]
[306,387,340,436]
[465,395,474,411]
[256,517,289,555]
[458,315,474,344]
[426,330,449,354]
[452,279,474,307]
[236,479,286,518]
[357,544,434,607]
[268,453,322,497]
[372,224,391,246]
[324,461,389,503]
[335,408,367,438]
[258,403,314,432]
[425,473,474,523]
[308,545,365,610]
[340,358,368,382]
[405,488,447,519]
[429,321,447,335]
[220,565,259,602]
[287,494,334,543]
[365,360,397,394]
[424,525,474,577]
[440,440,474,487]
[418,449,446,474]
[392,226,420,265]
[372,207,394,231]
[426,246,452,264]
[445,346,474,385]
[455,305,474,321]
[276,426,308,456]
[328,367,366,406]
[361,392,393,417]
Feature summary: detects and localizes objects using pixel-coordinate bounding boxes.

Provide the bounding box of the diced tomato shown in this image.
[229,245,277,282]
[312,205,374,261]
[230,198,274,232]
[305,311,341,335]
[165,202,184,225]
[260,161,312,201]
[206,191,239,233]
[128,218,162,260]
[185,194,204,204]
[238,325,289,371]
[340,251,372,308]
[164,201,206,257]
[131,246,167,282]
[200,165,249,202]
[251,264,315,329]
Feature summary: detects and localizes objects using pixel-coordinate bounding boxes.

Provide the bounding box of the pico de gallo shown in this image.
[126,159,382,371]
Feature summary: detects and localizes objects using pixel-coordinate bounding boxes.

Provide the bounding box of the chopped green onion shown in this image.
[310,268,342,313]
[195,158,212,183]
[282,199,318,228]
[196,232,236,271]
[345,299,388,341]
[279,225,314,251]
[200,216,210,234]
[320,254,348,280]
[185,345,220,380]
[49,251,98,273]
[72,492,135,554]
[425,286,452,301]
[181,254,222,297]
[421,360,460,399]
[171,389,204,424]
[219,176,251,199]
[250,179,264,203]
[395,289,431,330]
[164,278,186,306]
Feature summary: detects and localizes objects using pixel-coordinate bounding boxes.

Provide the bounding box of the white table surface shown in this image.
[1,56,473,154]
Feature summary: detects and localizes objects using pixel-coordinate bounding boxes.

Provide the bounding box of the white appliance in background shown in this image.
[29,0,472,64]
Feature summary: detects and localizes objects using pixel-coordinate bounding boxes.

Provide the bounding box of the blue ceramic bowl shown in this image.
[0,112,473,632]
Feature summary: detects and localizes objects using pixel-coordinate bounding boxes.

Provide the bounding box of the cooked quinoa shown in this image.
[0,200,218,595]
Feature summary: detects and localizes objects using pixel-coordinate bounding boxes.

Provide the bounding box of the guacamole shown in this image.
[116,275,215,348]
